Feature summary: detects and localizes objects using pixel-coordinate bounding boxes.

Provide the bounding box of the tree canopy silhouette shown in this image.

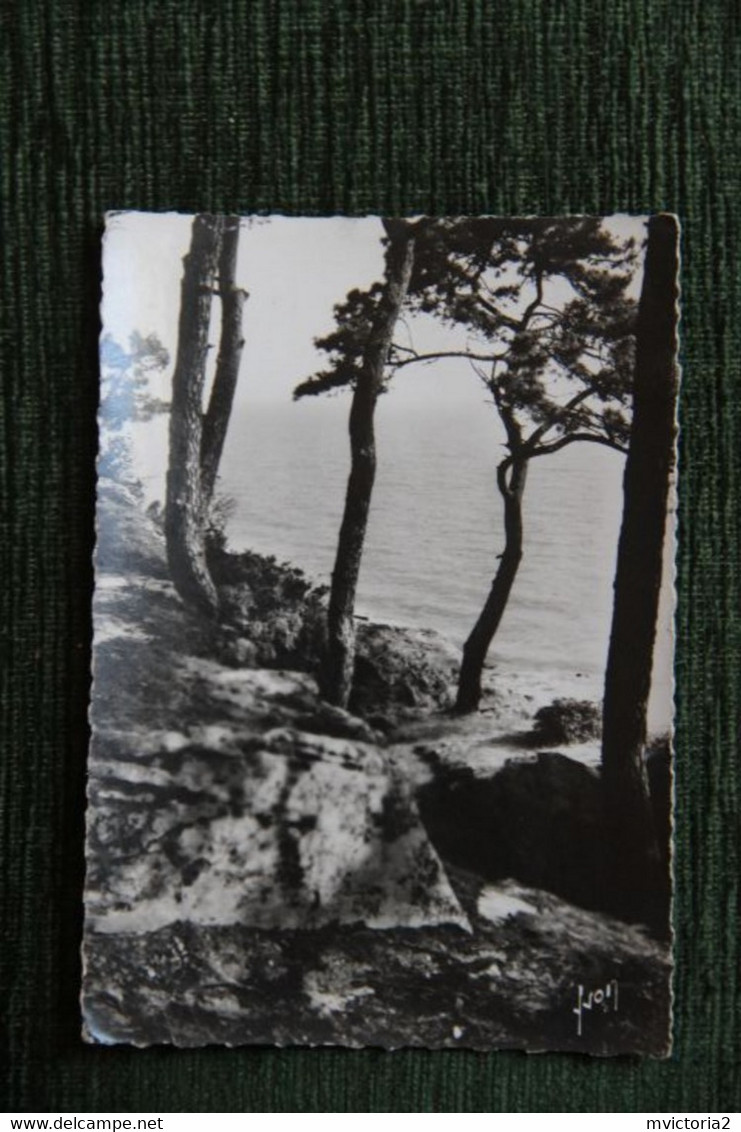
[297,217,641,711]
[397,218,640,710]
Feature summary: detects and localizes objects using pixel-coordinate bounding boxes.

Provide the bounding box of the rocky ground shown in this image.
[82,479,672,1054]
[83,884,670,1053]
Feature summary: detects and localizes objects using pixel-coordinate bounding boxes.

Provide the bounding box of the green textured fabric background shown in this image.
[1,0,739,1113]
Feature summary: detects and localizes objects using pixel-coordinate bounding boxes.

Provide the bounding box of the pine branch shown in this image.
[389,347,506,371]
[528,432,629,458]
[293,368,357,399]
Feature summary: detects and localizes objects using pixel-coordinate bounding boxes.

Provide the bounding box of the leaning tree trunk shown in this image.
[201,215,247,507]
[165,214,222,617]
[320,220,416,707]
[455,456,528,713]
[601,213,679,928]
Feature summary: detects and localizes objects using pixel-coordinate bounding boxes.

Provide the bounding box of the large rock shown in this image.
[351,622,459,725]
[86,714,469,934]
[88,486,470,938]
[418,751,610,914]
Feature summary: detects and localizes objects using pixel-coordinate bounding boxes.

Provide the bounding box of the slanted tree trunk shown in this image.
[601,213,679,927]
[201,216,247,507]
[165,214,221,617]
[455,456,528,712]
[320,220,416,707]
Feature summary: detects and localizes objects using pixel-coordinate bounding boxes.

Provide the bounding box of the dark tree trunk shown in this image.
[455,456,528,713]
[601,214,679,928]
[201,216,247,507]
[320,220,416,707]
[165,214,221,617]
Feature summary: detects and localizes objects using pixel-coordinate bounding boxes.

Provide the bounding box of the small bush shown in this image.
[531,698,601,745]
[206,542,328,670]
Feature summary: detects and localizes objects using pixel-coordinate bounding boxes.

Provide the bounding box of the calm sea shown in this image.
[219,395,629,682]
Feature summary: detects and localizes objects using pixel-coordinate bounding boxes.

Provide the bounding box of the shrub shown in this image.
[206,542,328,670]
[531,698,602,745]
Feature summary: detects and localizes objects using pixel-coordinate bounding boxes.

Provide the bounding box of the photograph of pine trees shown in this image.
[83,213,678,1054]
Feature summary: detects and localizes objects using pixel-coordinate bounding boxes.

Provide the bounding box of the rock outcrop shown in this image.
[87,480,469,937]
[352,621,459,726]
[419,751,609,914]
[86,690,469,934]
[418,748,671,930]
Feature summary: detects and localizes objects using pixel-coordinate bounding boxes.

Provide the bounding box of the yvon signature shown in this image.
[573,978,619,1036]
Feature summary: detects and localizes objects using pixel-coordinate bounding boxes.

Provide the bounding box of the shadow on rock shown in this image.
[418,750,670,930]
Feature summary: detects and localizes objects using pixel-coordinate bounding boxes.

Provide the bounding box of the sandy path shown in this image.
[389,662,603,784]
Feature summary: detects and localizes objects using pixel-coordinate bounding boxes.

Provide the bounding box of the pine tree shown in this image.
[201,216,247,508]
[601,214,679,926]
[402,219,640,711]
[295,219,417,706]
[165,214,223,617]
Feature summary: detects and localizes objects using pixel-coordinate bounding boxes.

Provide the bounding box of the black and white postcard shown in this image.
[83,213,678,1054]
